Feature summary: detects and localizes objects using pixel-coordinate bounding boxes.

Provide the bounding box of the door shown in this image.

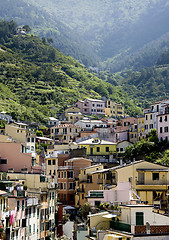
[136,212,144,225]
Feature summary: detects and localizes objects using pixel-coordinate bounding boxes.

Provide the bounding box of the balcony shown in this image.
[136,180,169,185]
[110,220,131,233]
[58,166,73,170]
[48,182,56,189]
[17,191,25,197]
[135,225,169,235]
[89,191,104,198]
[26,198,39,206]
[76,188,85,193]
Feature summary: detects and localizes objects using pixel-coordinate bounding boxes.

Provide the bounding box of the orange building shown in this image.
[57,157,92,205]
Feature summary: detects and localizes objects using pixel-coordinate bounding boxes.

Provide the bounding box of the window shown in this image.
[31,138,34,142]
[120,148,123,152]
[53,170,56,175]
[149,124,153,129]
[53,159,56,165]
[146,115,148,120]
[33,206,35,217]
[165,116,168,121]
[82,194,84,199]
[61,172,63,178]
[22,200,24,211]
[17,200,20,211]
[145,125,148,130]
[164,126,168,132]
[0,159,7,164]
[29,225,31,234]
[150,114,152,120]
[33,224,35,234]
[29,207,31,218]
[58,172,60,178]
[67,171,73,178]
[52,192,55,199]
[97,147,100,152]
[27,137,30,142]
[69,182,75,190]
[37,208,39,218]
[153,173,159,180]
[64,172,66,178]
[106,147,109,152]
[16,230,18,240]
[160,127,162,133]
[48,160,51,165]
[40,176,46,182]
[64,183,66,190]
[40,223,44,231]
[160,116,162,122]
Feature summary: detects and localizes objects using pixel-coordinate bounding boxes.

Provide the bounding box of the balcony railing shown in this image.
[135,225,169,235]
[76,188,85,193]
[136,180,169,185]
[58,166,73,170]
[110,220,131,233]
[17,191,25,197]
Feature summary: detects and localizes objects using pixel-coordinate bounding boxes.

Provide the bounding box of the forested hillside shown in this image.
[1,0,169,72]
[0,20,140,122]
[0,0,99,67]
[25,0,169,72]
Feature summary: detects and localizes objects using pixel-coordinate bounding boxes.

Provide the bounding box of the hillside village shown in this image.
[1,97,169,240]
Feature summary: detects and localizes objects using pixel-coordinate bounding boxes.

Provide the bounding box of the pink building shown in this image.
[157,104,169,142]
[87,182,132,207]
[8,187,26,240]
[0,142,33,172]
[75,98,105,115]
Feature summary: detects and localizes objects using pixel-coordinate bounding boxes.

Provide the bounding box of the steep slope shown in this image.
[0,21,127,122]
[0,0,99,67]
[26,0,169,68]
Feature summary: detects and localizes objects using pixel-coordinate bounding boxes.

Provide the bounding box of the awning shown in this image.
[102,214,117,219]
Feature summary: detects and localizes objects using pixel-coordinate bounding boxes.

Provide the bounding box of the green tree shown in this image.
[36,130,43,137]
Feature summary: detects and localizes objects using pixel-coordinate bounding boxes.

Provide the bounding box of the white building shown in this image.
[75,118,107,130]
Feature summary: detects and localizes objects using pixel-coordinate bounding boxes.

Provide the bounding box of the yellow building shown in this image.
[107,160,169,207]
[45,156,58,177]
[137,116,145,140]
[87,204,169,240]
[105,100,124,117]
[143,109,154,136]
[50,123,82,143]
[65,106,83,124]
[75,164,104,207]
[5,122,36,152]
[76,160,169,208]
[78,138,116,161]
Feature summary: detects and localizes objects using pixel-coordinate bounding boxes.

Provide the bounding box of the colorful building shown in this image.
[105,100,124,117]
[78,138,116,162]
[75,98,105,115]
[50,124,83,143]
